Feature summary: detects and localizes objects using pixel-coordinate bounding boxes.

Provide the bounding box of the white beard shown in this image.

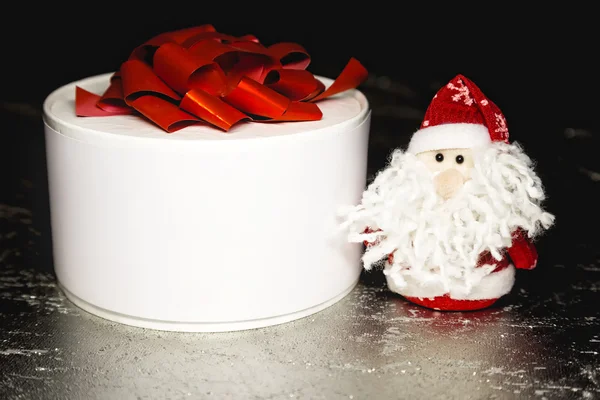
[339,141,555,294]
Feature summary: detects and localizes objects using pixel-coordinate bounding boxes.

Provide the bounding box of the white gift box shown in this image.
[43,73,371,332]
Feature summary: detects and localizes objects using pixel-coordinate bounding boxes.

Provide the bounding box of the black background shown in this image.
[2,7,598,130]
[1,7,597,275]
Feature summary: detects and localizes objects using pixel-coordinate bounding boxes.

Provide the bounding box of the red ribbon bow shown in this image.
[76,25,369,133]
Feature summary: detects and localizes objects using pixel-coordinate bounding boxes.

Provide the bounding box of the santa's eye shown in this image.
[435,153,444,162]
[456,155,464,164]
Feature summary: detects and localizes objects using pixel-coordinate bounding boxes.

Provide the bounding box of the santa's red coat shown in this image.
[363,228,538,310]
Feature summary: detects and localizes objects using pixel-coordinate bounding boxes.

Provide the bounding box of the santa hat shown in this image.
[407,74,510,154]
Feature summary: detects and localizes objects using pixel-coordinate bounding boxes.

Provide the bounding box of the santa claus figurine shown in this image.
[340,74,555,311]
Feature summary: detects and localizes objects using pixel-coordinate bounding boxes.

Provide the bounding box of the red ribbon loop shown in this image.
[153,43,227,96]
[180,89,248,131]
[96,74,129,113]
[75,25,368,133]
[267,43,311,70]
[121,60,181,103]
[264,69,324,101]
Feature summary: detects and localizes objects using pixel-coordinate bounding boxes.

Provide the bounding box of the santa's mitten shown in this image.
[508,229,538,270]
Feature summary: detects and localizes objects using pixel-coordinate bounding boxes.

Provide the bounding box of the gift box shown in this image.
[42,25,371,332]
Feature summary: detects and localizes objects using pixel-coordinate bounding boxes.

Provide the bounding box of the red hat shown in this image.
[407,75,510,154]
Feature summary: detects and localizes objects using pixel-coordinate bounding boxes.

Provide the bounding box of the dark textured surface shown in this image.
[1,71,599,399]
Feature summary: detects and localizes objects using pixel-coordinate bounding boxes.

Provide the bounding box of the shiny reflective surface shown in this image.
[1,77,599,399]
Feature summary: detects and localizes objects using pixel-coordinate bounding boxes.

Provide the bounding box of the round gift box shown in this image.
[43,73,371,332]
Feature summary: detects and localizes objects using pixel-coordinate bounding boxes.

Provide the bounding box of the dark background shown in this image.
[1,8,598,277]
[2,8,598,129]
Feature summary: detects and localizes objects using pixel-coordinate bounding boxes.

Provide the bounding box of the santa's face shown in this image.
[416,148,474,200]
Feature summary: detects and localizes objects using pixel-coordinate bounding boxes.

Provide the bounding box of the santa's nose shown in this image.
[434,168,465,200]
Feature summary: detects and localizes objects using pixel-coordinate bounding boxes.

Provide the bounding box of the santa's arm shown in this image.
[507,229,538,270]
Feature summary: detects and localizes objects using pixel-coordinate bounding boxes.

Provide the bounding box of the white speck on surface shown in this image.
[0,349,49,356]
[0,204,32,223]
